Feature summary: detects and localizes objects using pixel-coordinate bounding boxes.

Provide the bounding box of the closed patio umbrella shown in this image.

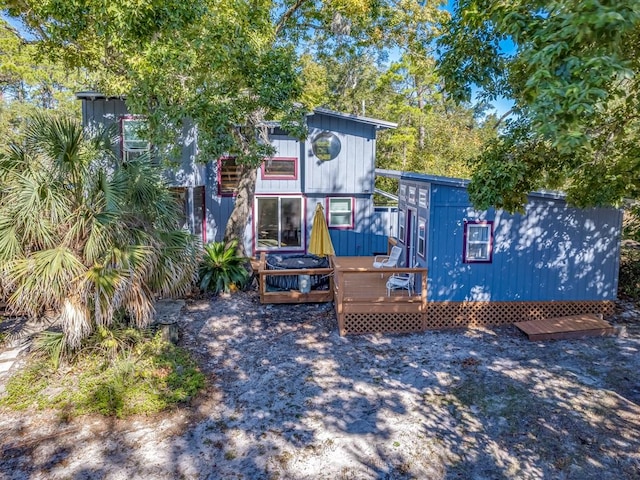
[308,203,335,257]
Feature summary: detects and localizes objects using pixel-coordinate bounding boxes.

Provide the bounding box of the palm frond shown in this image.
[148,230,199,297]
[24,112,88,187]
[121,282,155,329]
[0,217,23,262]
[7,247,86,317]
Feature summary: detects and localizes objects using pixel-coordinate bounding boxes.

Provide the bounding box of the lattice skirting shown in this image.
[338,300,615,335]
[340,312,424,335]
[426,300,615,329]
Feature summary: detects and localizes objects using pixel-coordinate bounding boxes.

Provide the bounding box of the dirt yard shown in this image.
[1,291,639,479]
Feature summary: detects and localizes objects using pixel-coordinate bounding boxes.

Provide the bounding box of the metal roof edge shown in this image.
[310,108,397,129]
[75,91,125,100]
[375,169,570,201]
[374,187,399,202]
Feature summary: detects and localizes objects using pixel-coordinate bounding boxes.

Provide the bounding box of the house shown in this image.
[76,92,397,256]
[376,169,622,327]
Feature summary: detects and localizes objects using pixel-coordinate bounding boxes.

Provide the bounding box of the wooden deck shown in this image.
[515,314,614,341]
[332,257,428,335]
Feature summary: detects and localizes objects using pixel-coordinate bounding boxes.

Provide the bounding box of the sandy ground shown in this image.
[1,291,640,479]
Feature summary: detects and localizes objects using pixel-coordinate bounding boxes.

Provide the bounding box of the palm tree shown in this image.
[0,113,199,347]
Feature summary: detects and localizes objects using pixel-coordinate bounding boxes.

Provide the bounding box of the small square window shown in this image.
[464,221,493,263]
[408,186,416,204]
[121,118,149,152]
[328,197,354,228]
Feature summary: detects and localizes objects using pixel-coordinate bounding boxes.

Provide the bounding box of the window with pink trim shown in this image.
[327,197,354,228]
[218,157,241,196]
[463,221,493,263]
[261,157,297,180]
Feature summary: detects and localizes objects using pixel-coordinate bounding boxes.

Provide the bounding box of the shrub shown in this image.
[1,329,205,418]
[0,113,199,348]
[198,240,249,294]
[619,245,640,302]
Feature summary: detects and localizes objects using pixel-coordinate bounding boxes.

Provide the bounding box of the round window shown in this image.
[312,131,341,161]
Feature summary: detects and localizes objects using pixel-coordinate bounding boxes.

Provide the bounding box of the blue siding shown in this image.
[204,161,234,243]
[407,182,622,302]
[304,195,388,256]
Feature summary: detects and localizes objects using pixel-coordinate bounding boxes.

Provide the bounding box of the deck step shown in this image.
[515,314,614,341]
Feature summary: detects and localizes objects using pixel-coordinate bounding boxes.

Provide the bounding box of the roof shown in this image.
[310,108,397,130]
[75,93,398,130]
[375,168,567,201]
[75,91,124,100]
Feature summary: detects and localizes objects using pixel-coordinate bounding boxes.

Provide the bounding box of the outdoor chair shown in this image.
[386,273,414,297]
[373,246,402,274]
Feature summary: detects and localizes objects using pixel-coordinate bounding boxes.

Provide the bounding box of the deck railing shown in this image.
[331,257,428,335]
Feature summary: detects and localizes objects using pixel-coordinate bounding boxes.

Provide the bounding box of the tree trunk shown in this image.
[223,165,258,257]
[417,78,426,150]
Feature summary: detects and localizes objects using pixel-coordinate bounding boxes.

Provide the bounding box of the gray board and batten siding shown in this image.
[76,93,204,189]
[378,169,623,304]
[76,93,397,256]
[304,109,379,196]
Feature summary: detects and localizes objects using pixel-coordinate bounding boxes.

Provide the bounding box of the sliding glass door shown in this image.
[255,196,303,249]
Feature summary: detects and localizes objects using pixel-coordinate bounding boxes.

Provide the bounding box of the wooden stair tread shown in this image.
[515,314,614,341]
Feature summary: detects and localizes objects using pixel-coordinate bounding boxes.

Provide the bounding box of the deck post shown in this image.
[334,259,345,335]
[259,252,266,304]
[421,269,428,330]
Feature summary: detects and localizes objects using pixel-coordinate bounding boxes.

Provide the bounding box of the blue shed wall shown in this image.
[411,182,622,302]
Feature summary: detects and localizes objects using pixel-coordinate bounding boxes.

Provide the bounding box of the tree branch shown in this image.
[275,0,311,37]
[494,108,513,129]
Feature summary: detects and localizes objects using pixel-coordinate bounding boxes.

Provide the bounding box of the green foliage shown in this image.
[439,0,640,210]
[2,0,472,246]
[619,246,640,302]
[199,240,249,294]
[0,20,83,141]
[623,206,640,243]
[0,113,199,347]
[1,330,205,418]
[32,331,73,370]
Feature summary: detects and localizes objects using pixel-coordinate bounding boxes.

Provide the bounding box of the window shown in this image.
[399,185,406,201]
[218,157,242,196]
[419,189,428,208]
[120,117,149,161]
[464,221,493,263]
[255,196,303,250]
[398,210,406,242]
[261,157,297,179]
[417,218,426,257]
[327,197,354,228]
[408,186,416,204]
